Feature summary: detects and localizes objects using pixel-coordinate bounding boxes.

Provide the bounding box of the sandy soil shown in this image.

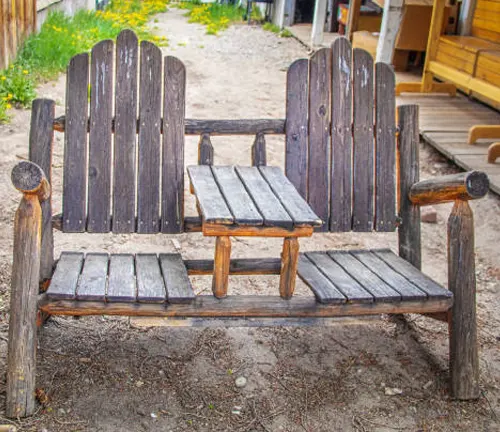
[0,8,499,431]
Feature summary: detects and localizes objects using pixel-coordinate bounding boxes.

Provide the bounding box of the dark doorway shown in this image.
[294,0,315,23]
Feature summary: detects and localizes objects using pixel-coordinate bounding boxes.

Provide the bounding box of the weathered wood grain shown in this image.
[107,254,136,302]
[77,253,108,301]
[202,223,313,237]
[251,132,267,166]
[213,236,231,298]
[136,254,166,303]
[280,237,299,299]
[46,252,84,299]
[11,161,50,200]
[159,253,195,303]
[185,257,282,275]
[198,133,214,165]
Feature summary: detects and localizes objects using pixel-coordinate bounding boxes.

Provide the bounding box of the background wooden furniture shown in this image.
[6,30,489,418]
[337,1,382,35]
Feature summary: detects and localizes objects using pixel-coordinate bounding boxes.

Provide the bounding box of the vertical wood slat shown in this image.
[285,58,309,199]
[198,133,214,165]
[88,40,113,233]
[375,62,397,231]
[162,56,186,234]
[251,133,266,166]
[330,37,353,232]
[0,0,6,69]
[308,48,331,231]
[63,53,89,232]
[113,30,138,233]
[352,48,374,231]
[5,0,16,62]
[137,41,162,233]
[29,99,55,281]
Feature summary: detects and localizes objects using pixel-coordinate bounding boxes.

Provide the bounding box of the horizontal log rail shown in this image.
[409,171,489,206]
[53,117,286,135]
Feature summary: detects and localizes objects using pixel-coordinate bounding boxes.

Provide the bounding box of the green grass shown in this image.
[262,22,292,37]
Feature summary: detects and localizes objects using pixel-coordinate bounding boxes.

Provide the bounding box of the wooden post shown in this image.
[213,236,231,298]
[346,0,362,41]
[251,133,267,166]
[375,0,404,64]
[311,0,328,46]
[458,0,476,36]
[279,237,299,299]
[448,200,480,399]
[198,133,214,165]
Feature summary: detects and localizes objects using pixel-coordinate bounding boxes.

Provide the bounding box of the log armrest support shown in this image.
[11,160,51,202]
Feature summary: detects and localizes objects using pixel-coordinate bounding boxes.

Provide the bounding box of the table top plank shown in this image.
[211,166,263,225]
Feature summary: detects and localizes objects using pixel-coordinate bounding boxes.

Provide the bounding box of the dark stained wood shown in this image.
[113,30,138,233]
[46,252,84,300]
[213,236,231,298]
[136,254,166,303]
[308,48,331,231]
[137,41,162,233]
[211,166,263,225]
[87,40,113,233]
[159,253,195,304]
[297,255,346,304]
[352,48,374,232]
[285,58,309,198]
[259,166,322,227]
[76,253,108,301]
[235,166,293,229]
[187,165,233,224]
[448,200,479,400]
[162,56,186,234]
[374,62,397,232]
[330,38,353,232]
[398,105,421,269]
[185,257,282,275]
[107,254,136,302]
[279,237,299,299]
[63,53,89,233]
[410,171,489,206]
[198,133,214,165]
[251,132,266,166]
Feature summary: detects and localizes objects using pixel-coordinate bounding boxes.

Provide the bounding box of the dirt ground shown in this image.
[0,8,499,432]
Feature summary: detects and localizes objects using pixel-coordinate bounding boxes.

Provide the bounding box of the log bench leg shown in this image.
[213,236,231,298]
[488,142,500,164]
[279,237,299,299]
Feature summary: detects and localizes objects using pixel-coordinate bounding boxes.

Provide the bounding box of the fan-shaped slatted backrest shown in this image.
[62,30,186,234]
[285,37,397,233]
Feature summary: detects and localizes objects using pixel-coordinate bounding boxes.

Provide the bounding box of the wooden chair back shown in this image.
[62,30,186,234]
[285,37,397,233]
[471,0,500,43]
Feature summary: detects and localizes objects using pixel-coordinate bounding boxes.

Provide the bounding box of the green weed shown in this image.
[262,22,292,37]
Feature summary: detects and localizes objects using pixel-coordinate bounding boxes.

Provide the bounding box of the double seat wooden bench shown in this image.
[6,29,490,418]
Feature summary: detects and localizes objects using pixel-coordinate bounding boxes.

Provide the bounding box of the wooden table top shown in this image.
[187,165,322,230]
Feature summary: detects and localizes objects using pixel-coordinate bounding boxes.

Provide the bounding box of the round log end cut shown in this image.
[11,161,44,193]
[466,171,489,199]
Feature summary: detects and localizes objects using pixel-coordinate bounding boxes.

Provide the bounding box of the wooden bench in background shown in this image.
[6,30,489,418]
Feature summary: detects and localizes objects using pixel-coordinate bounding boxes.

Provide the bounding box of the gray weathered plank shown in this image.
[137,41,162,233]
[285,58,309,198]
[198,133,214,165]
[88,40,114,233]
[159,253,195,304]
[259,166,322,227]
[308,48,331,231]
[298,255,346,304]
[251,133,266,166]
[374,62,397,232]
[330,38,353,232]
[187,165,233,224]
[306,252,373,303]
[212,166,263,225]
[185,119,285,135]
[46,252,84,299]
[162,56,186,234]
[113,30,138,233]
[136,254,166,303]
[107,254,136,302]
[63,53,89,232]
[352,48,374,232]
[235,166,293,229]
[77,253,108,301]
[328,250,401,301]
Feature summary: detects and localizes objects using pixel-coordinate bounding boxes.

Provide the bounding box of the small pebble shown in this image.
[423,380,433,390]
[384,387,403,396]
[79,357,91,363]
[235,376,247,388]
[150,413,158,418]
[136,380,144,388]
[421,206,438,223]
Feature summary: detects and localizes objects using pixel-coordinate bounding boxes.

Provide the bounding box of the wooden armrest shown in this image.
[409,171,489,206]
[11,161,51,202]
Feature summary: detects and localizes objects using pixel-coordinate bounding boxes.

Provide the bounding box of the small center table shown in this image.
[187,165,322,299]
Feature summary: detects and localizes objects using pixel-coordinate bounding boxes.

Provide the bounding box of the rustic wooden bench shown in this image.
[6,30,490,418]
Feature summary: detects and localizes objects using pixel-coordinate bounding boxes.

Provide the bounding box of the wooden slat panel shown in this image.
[107,254,136,302]
[285,58,309,198]
[211,166,263,225]
[88,40,114,233]
[159,253,195,304]
[77,253,108,301]
[259,166,322,227]
[63,53,89,232]
[350,251,426,300]
[352,48,374,231]
[113,30,138,233]
[162,56,186,234]
[298,255,347,304]
[235,166,293,229]
[328,251,401,301]
[46,252,84,299]
[136,254,166,303]
[187,165,233,224]
[330,38,353,232]
[374,62,397,231]
[308,48,331,231]
[137,41,162,233]
[306,252,373,303]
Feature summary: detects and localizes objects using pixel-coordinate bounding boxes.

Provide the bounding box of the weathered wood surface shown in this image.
[159,254,195,303]
[136,254,166,303]
[46,252,84,299]
[279,238,299,299]
[251,133,267,166]
[448,200,479,399]
[198,133,214,165]
[213,236,231,298]
[11,161,50,200]
[185,257,282,275]
[108,254,136,302]
[202,223,313,238]
[77,253,108,301]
